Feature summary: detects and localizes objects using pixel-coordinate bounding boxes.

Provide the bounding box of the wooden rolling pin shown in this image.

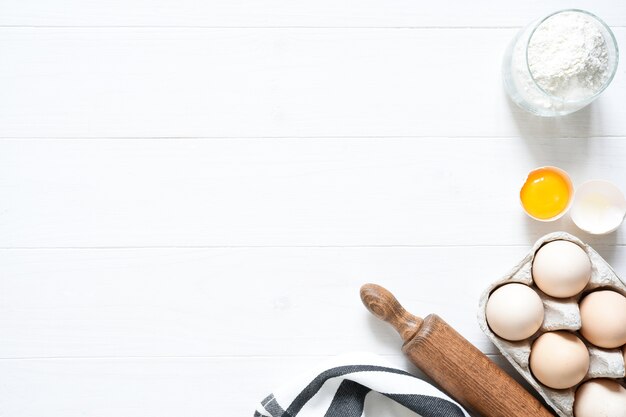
[360,283,554,417]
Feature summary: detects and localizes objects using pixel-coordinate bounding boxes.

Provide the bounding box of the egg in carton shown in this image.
[477,231,626,417]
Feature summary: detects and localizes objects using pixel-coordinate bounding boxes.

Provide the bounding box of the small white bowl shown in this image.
[571,180,626,235]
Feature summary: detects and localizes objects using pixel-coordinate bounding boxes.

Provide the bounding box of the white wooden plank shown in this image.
[0,354,524,417]
[2,246,626,359]
[0,28,625,138]
[0,356,313,417]
[1,138,626,247]
[0,0,624,27]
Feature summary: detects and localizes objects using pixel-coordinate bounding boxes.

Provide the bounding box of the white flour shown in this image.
[503,10,616,116]
[527,11,610,101]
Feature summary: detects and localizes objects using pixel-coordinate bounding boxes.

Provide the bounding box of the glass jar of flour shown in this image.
[503,9,619,117]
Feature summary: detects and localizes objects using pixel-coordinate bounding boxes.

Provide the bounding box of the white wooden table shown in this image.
[1,2,625,416]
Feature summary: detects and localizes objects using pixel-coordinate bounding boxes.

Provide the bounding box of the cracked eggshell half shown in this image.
[571,180,626,235]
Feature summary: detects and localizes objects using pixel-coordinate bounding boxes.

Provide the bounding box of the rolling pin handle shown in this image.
[360,284,423,343]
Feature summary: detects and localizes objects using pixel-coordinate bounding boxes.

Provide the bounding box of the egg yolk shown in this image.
[520,168,571,220]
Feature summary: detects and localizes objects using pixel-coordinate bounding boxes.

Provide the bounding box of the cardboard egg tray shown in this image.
[478,232,626,417]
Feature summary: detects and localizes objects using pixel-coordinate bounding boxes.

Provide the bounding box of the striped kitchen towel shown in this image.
[254,353,470,417]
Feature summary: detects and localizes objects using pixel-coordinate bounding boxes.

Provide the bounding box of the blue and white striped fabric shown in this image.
[254,353,470,417]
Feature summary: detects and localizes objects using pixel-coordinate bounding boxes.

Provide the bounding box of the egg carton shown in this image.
[478,232,626,417]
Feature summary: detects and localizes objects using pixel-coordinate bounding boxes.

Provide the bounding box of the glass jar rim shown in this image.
[524,9,620,104]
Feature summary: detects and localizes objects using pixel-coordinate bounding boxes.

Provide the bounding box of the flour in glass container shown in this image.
[527,11,610,101]
[504,10,617,116]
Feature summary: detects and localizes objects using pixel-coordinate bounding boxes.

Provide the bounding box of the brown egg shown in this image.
[530,331,589,389]
[580,290,626,349]
[574,379,626,417]
[532,240,591,298]
[486,283,544,341]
